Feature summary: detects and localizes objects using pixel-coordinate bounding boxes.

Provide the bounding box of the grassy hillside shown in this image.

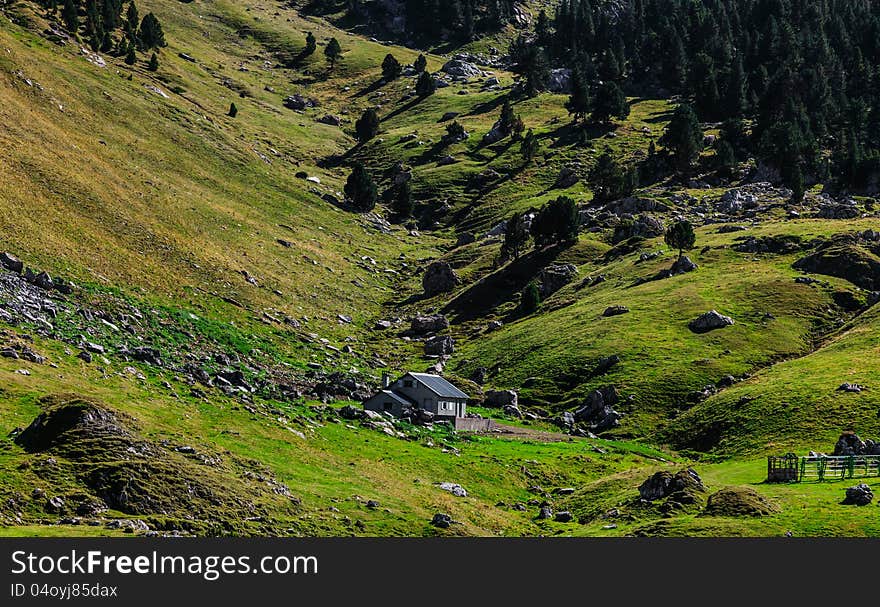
[1,0,879,538]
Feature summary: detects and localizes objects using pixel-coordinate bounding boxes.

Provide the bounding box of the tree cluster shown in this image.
[46,1,166,59]
[542,0,880,192]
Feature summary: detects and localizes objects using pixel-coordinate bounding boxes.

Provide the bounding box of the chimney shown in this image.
[382,373,391,389]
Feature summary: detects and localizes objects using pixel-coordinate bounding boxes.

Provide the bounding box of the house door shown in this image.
[456,402,463,417]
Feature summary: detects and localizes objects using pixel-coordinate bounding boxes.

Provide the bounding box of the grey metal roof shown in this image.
[407,373,469,399]
[380,390,415,405]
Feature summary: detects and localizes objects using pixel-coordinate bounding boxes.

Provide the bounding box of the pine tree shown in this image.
[591,81,629,124]
[228,102,238,118]
[520,129,539,164]
[124,44,136,65]
[138,13,165,49]
[62,0,78,33]
[355,108,380,142]
[392,181,414,218]
[381,53,402,81]
[304,32,317,56]
[126,1,138,34]
[415,71,436,97]
[413,54,427,73]
[510,115,525,140]
[324,37,342,70]
[664,220,696,260]
[589,149,632,203]
[508,35,549,97]
[443,121,467,144]
[501,212,529,260]
[790,163,805,203]
[531,196,579,248]
[535,8,552,48]
[659,104,704,171]
[565,68,591,123]
[147,52,159,71]
[344,163,377,211]
[498,98,516,134]
[715,140,736,176]
[520,280,541,314]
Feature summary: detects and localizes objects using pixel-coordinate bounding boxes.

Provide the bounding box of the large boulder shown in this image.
[718,189,758,213]
[670,256,698,275]
[410,314,449,335]
[0,252,23,274]
[482,120,507,145]
[688,310,734,333]
[574,386,622,432]
[424,335,455,356]
[547,68,572,93]
[284,94,317,110]
[842,483,874,506]
[833,432,870,456]
[537,263,578,297]
[613,214,665,243]
[484,390,518,408]
[422,261,459,296]
[603,305,630,317]
[554,166,580,189]
[639,468,704,502]
[441,57,481,79]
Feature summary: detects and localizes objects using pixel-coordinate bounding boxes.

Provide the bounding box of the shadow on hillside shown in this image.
[442,245,567,323]
[381,96,423,123]
[353,78,386,99]
[319,142,363,169]
[548,121,616,148]
[464,93,507,117]
[413,140,451,165]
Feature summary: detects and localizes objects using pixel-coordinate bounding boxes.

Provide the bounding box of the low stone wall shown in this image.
[454,417,496,432]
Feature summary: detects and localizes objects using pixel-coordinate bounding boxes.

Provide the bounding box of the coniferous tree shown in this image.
[345,163,377,211]
[125,1,138,34]
[138,13,165,49]
[228,102,238,117]
[413,54,427,73]
[62,0,78,33]
[789,163,805,203]
[520,129,539,164]
[520,280,541,314]
[589,149,634,203]
[664,220,696,260]
[715,140,736,176]
[382,53,402,81]
[415,71,436,97]
[565,68,591,123]
[509,35,549,97]
[531,196,579,248]
[659,103,704,171]
[324,37,342,70]
[501,212,529,261]
[392,181,414,218]
[443,121,467,144]
[147,52,159,71]
[355,108,380,142]
[304,32,317,56]
[124,44,136,65]
[591,81,629,124]
[510,114,525,140]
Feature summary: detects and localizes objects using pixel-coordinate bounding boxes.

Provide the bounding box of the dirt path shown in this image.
[481,423,587,443]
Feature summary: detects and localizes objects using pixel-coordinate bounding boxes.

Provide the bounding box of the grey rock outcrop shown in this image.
[689,310,734,333]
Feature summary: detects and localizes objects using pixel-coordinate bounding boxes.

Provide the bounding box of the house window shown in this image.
[383,402,393,412]
[403,380,413,388]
